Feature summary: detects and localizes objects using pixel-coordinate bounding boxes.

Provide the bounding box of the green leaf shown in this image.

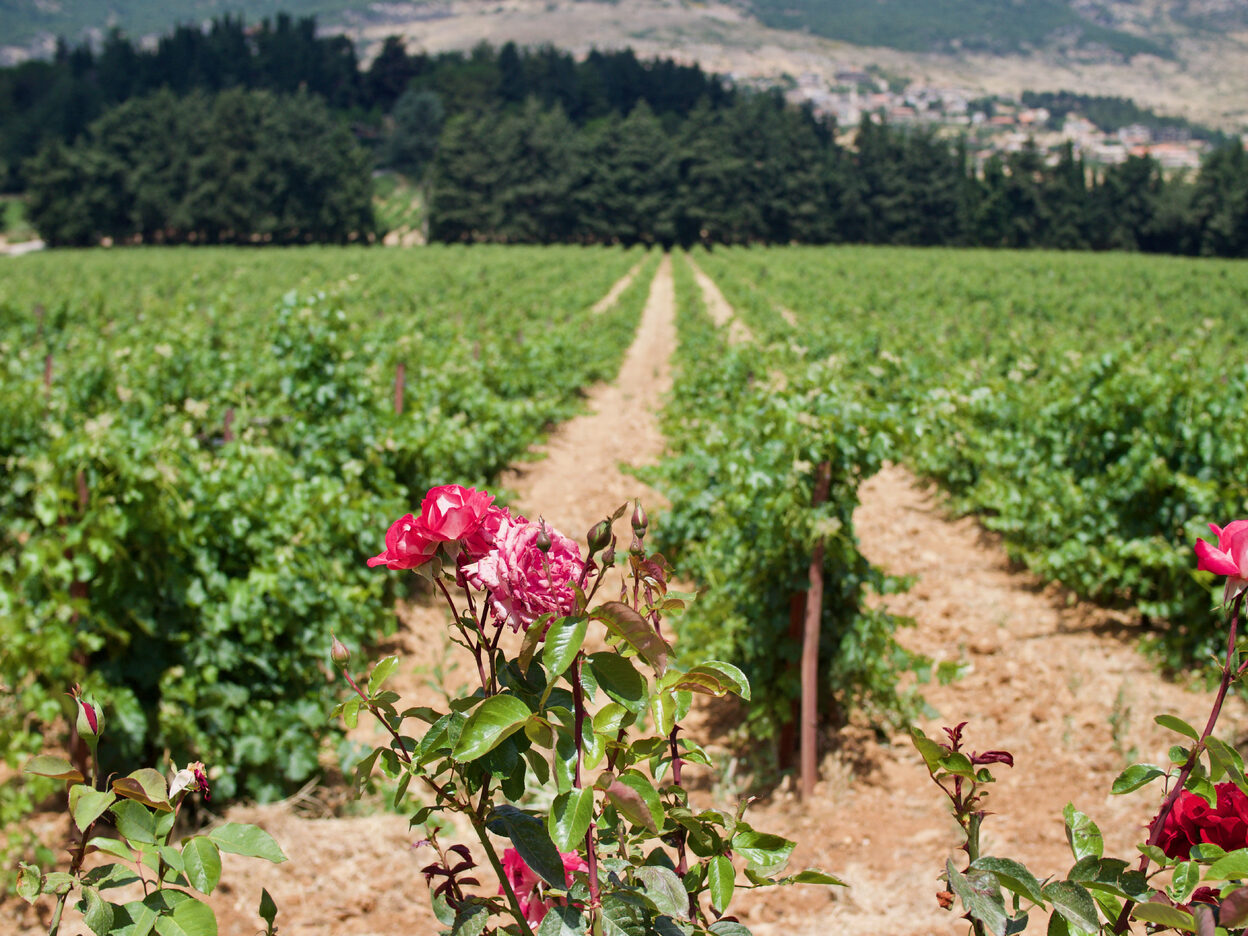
[549,788,595,853]
[1110,764,1166,795]
[451,899,490,936]
[452,694,533,762]
[708,855,735,914]
[947,860,1008,936]
[121,899,160,936]
[591,601,671,674]
[111,798,158,845]
[1042,880,1100,933]
[536,906,588,936]
[113,768,172,811]
[731,829,796,877]
[182,837,222,895]
[24,755,84,782]
[1206,847,1248,880]
[1168,860,1199,905]
[544,616,589,680]
[1155,714,1200,741]
[636,865,689,919]
[16,864,41,904]
[910,726,945,773]
[70,786,117,833]
[518,615,551,676]
[79,885,115,936]
[153,895,218,936]
[605,770,663,834]
[1063,804,1103,861]
[258,888,278,928]
[600,891,648,936]
[587,652,647,715]
[708,924,752,936]
[666,662,750,700]
[206,822,287,863]
[651,691,676,736]
[489,804,567,888]
[1130,902,1196,930]
[970,857,1046,906]
[780,869,847,886]
[368,655,400,695]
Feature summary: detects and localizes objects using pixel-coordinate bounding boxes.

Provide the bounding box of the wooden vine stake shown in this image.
[394,362,405,415]
[801,461,832,800]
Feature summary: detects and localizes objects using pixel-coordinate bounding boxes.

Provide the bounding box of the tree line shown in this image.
[11,13,1248,255]
[428,98,1248,256]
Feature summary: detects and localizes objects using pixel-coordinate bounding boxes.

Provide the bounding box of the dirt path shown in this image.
[592,254,649,315]
[504,252,674,534]
[736,464,1242,935]
[687,255,753,345]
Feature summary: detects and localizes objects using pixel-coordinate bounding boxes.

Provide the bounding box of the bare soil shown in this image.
[7,257,1235,935]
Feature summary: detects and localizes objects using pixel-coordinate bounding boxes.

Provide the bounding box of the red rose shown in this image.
[1154,783,1248,860]
[367,513,437,570]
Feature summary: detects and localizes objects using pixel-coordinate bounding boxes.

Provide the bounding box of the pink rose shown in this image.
[368,486,520,572]
[419,484,497,543]
[1153,783,1248,860]
[465,518,585,632]
[1196,520,1248,603]
[367,513,437,570]
[500,847,588,925]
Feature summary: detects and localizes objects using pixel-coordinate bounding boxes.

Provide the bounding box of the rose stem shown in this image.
[436,577,489,692]
[1113,593,1244,933]
[467,809,536,936]
[571,656,602,909]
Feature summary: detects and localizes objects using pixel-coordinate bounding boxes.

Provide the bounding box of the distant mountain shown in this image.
[4,0,1247,129]
[746,0,1174,58]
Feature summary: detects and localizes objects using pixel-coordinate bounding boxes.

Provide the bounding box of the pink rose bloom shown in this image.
[500,847,588,925]
[419,484,497,543]
[368,486,520,572]
[465,518,585,632]
[367,513,437,570]
[1196,520,1248,603]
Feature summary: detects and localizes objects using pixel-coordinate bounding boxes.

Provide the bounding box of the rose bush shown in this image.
[920,517,1248,936]
[337,484,843,936]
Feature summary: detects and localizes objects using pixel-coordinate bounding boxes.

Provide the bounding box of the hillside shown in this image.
[4,0,1248,128]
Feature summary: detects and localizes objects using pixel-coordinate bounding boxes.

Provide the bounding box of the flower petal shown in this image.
[1196,537,1241,576]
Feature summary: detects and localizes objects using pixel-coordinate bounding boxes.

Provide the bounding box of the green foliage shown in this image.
[19,732,283,936]
[642,252,924,743]
[692,244,1248,675]
[0,245,652,816]
[25,88,375,246]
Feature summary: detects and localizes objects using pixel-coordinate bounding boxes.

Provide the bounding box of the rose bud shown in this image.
[631,500,648,536]
[536,520,552,553]
[69,685,104,742]
[629,532,645,557]
[330,633,352,668]
[587,519,611,554]
[601,538,616,568]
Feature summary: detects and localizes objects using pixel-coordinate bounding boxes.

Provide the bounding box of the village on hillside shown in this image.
[756,67,1230,171]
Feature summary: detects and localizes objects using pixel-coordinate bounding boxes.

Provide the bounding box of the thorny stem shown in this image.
[571,657,602,910]
[342,668,413,767]
[51,745,99,936]
[1113,594,1245,934]
[669,726,688,876]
